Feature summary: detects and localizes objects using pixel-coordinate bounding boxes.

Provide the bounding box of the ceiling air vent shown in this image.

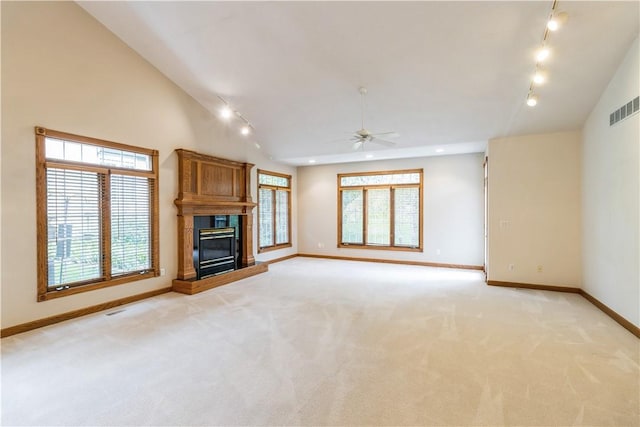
[610,96,639,126]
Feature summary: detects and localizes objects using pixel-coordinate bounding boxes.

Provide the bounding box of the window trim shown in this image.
[35,127,159,302]
[257,169,292,253]
[337,168,423,252]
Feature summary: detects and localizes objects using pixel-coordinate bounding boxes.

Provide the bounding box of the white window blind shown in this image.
[367,188,390,245]
[341,189,364,244]
[46,168,102,287]
[259,188,274,247]
[275,190,288,245]
[110,174,151,276]
[394,187,420,247]
[258,170,291,251]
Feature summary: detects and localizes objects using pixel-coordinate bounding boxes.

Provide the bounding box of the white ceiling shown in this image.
[79,1,639,166]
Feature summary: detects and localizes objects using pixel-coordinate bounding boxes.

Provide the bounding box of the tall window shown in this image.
[338,169,423,251]
[35,127,159,301]
[258,170,291,252]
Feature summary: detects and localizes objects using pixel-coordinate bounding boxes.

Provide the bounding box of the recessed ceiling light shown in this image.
[240,125,250,136]
[526,94,538,107]
[308,159,316,164]
[220,106,233,119]
[254,142,261,149]
[435,148,445,153]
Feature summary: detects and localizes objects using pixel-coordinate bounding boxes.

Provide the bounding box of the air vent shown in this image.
[610,96,639,126]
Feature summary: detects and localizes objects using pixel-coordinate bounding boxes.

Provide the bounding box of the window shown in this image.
[257,170,291,252]
[338,169,423,251]
[35,127,159,301]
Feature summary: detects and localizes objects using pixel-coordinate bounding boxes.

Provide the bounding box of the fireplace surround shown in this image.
[172,149,267,294]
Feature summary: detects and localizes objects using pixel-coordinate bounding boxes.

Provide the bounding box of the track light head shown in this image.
[536,47,550,62]
[220,106,233,119]
[547,11,569,32]
[533,69,547,85]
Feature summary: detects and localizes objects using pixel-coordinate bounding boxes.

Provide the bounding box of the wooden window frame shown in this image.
[257,169,292,253]
[35,127,160,302]
[337,168,423,252]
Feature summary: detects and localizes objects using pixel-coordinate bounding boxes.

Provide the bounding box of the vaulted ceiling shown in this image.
[79,1,639,165]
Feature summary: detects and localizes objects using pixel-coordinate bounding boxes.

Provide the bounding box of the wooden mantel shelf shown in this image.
[173,149,266,294]
[174,199,257,216]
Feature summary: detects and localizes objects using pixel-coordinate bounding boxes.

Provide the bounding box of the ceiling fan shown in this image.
[346,87,398,151]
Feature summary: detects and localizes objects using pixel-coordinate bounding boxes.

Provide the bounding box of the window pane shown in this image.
[340,172,420,187]
[46,169,101,287]
[394,187,420,247]
[366,188,390,245]
[259,173,289,187]
[44,137,151,171]
[275,190,289,244]
[111,175,151,275]
[259,188,274,247]
[341,189,363,244]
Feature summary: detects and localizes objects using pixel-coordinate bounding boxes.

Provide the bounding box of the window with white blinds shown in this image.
[338,169,423,251]
[36,127,158,301]
[46,168,102,286]
[110,174,152,276]
[258,170,291,252]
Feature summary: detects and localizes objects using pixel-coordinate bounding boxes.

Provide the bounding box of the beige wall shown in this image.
[487,131,582,287]
[582,37,639,327]
[297,154,485,266]
[1,1,296,328]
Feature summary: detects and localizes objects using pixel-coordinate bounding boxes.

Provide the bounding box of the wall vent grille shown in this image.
[610,96,639,126]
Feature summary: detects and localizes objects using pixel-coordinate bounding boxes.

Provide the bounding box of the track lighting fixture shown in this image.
[536,47,550,62]
[220,106,233,119]
[216,95,256,143]
[547,11,568,32]
[533,69,547,85]
[524,1,568,108]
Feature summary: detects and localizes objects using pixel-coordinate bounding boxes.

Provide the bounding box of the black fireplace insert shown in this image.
[195,227,236,279]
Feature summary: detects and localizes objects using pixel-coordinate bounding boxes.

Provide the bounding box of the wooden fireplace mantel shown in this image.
[172,149,267,294]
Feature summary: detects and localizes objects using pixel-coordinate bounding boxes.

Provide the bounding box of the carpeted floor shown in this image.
[2,257,639,426]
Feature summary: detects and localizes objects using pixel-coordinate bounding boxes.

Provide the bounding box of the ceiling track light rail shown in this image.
[216,95,256,139]
[526,0,568,107]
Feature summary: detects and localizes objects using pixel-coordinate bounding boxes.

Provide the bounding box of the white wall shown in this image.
[1,1,296,328]
[297,154,485,266]
[582,37,639,327]
[487,131,582,287]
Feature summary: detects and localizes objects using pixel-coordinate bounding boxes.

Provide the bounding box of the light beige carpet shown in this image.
[2,257,639,426]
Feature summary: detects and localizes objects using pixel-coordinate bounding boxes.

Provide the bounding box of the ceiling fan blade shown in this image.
[352,140,364,151]
[370,131,399,138]
[370,137,396,147]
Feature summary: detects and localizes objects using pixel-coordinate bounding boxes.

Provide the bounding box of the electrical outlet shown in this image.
[160,268,166,276]
[436,249,441,255]
[508,264,514,271]
[317,242,324,249]
[537,265,543,273]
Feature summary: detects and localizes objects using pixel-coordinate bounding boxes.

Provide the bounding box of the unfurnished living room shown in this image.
[1,1,638,426]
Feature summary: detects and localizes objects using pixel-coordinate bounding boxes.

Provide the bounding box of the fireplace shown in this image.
[196,227,236,279]
[172,149,268,295]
